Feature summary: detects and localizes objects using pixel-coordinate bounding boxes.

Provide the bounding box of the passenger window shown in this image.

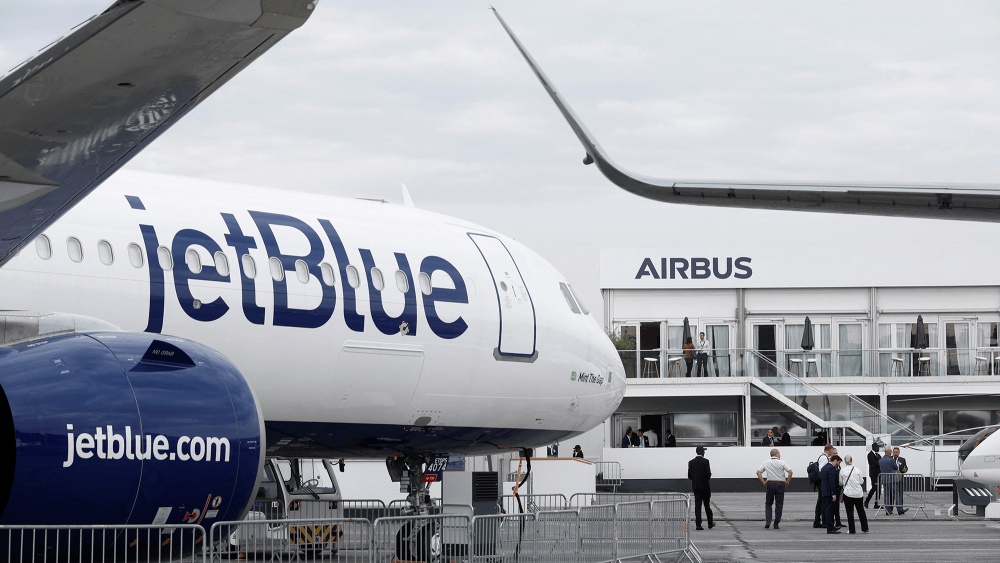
[268,257,284,281]
[156,245,172,271]
[67,237,84,263]
[559,283,581,314]
[395,270,409,293]
[185,248,202,274]
[242,254,257,279]
[320,262,336,286]
[371,268,385,291]
[127,243,144,268]
[35,235,51,260]
[214,251,229,276]
[346,265,360,289]
[295,259,310,283]
[568,284,589,315]
[418,272,431,295]
[97,240,114,266]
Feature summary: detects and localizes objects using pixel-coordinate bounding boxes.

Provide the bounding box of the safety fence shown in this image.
[569,492,690,508]
[0,524,206,563]
[502,493,569,513]
[1,497,699,563]
[878,473,930,518]
[595,461,624,492]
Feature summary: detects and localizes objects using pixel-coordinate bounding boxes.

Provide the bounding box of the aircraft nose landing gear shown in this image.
[386,455,442,562]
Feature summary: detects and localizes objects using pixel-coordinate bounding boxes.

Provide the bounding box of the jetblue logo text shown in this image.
[63,424,230,468]
[139,211,469,340]
[635,257,752,280]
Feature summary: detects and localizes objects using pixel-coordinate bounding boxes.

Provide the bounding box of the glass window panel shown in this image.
[879,324,891,348]
[922,412,940,436]
[667,326,684,351]
[639,322,661,351]
[819,325,832,349]
[708,325,731,377]
[618,326,637,379]
[943,410,990,435]
[673,413,737,438]
[978,322,999,347]
[946,322,970,375]
[839,324,863,377]
[785,325,804,349]
[888,411,916,437]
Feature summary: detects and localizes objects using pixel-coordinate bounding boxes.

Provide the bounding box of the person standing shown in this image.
[646,428,658,448]
[621,427,633,448]
[878,446,906,515]
[664,428,676,447]
[695,332,711,377]
[821,455,843,534]
[572,445,584,458]
[779,426,791,446]
[687,446,715,530]
[636,430,649,448]
[683,337,696,377]
[839,455,869,534]
[813,444,834,529]
[865,443,882,509]
[756,449,792,529]
[761,429,776,447]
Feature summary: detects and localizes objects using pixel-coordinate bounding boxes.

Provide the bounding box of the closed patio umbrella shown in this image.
[801,316,815,351]
[682,317,692,345]
[915,315,929,349]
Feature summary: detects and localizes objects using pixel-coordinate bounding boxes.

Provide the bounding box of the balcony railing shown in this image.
[618,347,1000,379]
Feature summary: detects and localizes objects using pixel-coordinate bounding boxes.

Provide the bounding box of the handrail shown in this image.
[745,348,926,446]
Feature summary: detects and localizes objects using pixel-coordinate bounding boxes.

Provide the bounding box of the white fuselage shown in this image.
[0,170,624,457]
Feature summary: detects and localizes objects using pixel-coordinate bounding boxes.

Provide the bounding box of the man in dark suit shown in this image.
[687,446,715,530]
[865,443,882,509]
[664,428,677,447]
[761,429,777,447]
[821,455,842,534]
[779,426,791,446]
[621,427,633,448]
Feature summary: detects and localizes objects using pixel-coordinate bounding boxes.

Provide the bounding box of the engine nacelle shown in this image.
[0,327,264,528]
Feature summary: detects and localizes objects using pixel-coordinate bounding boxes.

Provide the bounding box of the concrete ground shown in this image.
[687,492,1000,562]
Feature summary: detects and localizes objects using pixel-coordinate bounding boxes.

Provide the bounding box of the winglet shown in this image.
[490,8,607,168]
[401,183,415,208]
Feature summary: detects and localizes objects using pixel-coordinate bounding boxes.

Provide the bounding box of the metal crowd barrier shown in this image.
[339,499,388,523]
[211,516,371,562]
[470,512,536,563]
[569,492,688,508]
[502,493,569,514]
[879,473,929,518]
[595,461,623,492]
[0,496,698,563]
[0,524,206,563]
[535,510,580,563]
[371,513,470,563]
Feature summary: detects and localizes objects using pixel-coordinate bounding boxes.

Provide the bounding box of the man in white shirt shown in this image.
[645,429,658,448]
[756,449,793,529]
[695,332,711,377]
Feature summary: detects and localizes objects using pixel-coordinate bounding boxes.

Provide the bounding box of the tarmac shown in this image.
[690,492,1000,562]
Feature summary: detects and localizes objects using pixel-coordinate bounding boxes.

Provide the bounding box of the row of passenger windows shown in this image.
[34,234,434,294]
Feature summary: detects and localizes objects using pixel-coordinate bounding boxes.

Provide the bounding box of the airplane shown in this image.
[490,9,1000,486]
[0,0,625,541]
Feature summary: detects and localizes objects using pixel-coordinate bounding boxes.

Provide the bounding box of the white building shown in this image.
[581,245,1000,489]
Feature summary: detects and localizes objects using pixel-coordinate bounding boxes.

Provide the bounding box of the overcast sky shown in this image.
[2,1,999,325]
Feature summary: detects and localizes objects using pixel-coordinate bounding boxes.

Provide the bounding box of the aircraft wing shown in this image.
[492,9,1000,223]
[0,0,317,266]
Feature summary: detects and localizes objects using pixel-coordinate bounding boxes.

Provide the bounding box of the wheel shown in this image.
[395,522,441,562]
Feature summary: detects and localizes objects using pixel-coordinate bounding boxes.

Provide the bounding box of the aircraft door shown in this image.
[468,234,536,358]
